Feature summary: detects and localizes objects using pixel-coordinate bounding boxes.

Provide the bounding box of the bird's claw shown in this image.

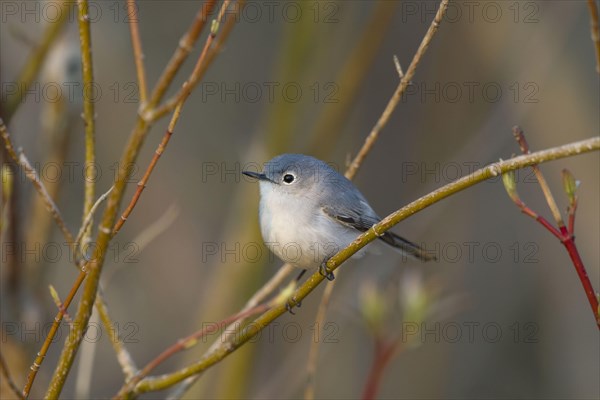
[286,302,296,315]
[319,262,335,281]
[285,297,302,314]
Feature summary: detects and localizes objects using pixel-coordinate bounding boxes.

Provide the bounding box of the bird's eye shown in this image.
[283,173,295,184]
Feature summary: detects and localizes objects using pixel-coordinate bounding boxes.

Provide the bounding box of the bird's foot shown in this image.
[319,262,335,281]
[286,296,302,314]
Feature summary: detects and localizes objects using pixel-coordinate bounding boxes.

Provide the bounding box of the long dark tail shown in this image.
[378,231,435,262]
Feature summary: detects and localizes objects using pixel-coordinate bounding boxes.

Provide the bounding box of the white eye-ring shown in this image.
[282,173,296,184]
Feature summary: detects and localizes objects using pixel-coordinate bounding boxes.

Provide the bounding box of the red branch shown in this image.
[559,226,599,326]
[508,127,599,329]
[362,340,397,400]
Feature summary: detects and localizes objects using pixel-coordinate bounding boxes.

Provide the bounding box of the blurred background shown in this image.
[1,1,599,399]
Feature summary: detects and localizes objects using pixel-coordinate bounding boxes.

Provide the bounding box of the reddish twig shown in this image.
[361,340,397,400]
[509,192,562,241]
[512,126,565,228]
[147,0,238,121]
[113,13,222,236]
[112,100,182,235]
[22,269,87,397]
[561,231,599,327]
[115,303,270,397]
[505,127,599,329]
[49,285,74,325]
[147,0,217,109]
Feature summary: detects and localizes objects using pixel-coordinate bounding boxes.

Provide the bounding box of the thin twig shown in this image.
[171,264,296,398]
[1,118,137,391]
[147,0,218,108]
[46,3,243,396]
[208,263,295,349]
[306,1,450,396]
[361,340,397,400]
[1,120,75,244]
[113,11,223,236]
[23,270,87,398]
[306,1,400,157]
[587,0,600,73]
[345,0,449,179]
[393,55,404,78]
[148,0,240,121]
[507,131,599,328]
[242,264,295,313]
[18,151,75,243]
[0,351,24,399]
[124,137,599,396]
[49,285,74,325]
[516,204,564,240]
[116,303,270,397]
[0,119,18,162]
[112,96,183,235]
[4,2,223,393]
[209,263,294,351]
[512,126,565,227]
[126,0,148,104]
[75,186,115,254]
[501,173,564,240]
[96,290,139,380]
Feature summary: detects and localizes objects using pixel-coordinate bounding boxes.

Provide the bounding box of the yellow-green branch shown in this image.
[45,2,244,397]
[128,136,599,396]
[77,0,96,249]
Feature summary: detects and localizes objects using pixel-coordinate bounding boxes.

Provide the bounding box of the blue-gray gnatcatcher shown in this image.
[243,154,433,280]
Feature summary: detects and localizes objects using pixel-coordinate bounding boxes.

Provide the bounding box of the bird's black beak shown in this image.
[242,170,268,181]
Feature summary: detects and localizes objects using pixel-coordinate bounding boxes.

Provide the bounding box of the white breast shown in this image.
[258,182,359,269]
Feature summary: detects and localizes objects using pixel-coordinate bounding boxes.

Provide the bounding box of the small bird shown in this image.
[243,154,433,281]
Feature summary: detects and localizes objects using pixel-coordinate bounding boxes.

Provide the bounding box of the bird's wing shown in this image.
[321,202,379,232]
[321,204,435,262]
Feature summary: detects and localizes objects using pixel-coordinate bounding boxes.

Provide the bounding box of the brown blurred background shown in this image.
[1,1,599,399]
